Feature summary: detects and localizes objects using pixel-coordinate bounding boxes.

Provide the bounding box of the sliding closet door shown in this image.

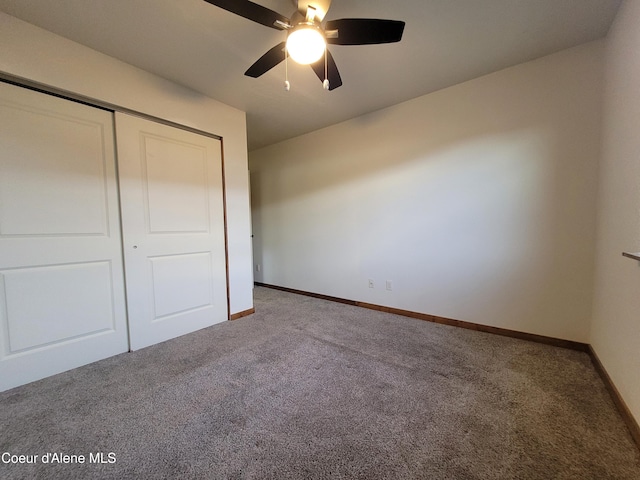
[115,113,227,350]
[0,82,129,391]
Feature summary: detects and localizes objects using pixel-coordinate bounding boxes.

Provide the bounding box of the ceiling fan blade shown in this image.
[203,0,291,30]
[245,42,286,78]
[310,50,343,90]
[325,18,405,45]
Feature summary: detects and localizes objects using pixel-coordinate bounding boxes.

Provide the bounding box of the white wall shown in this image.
[0,12,254,315]
[591,0,640,424]
[250,41,604,342]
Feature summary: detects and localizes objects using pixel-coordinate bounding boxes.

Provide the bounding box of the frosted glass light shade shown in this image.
[286,26,326,65]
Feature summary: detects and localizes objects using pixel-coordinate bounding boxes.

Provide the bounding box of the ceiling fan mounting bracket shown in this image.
[297,0,332,22]
[305,6,318,24]
[274,19,292,29]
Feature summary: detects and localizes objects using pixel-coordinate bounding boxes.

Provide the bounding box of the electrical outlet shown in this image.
[386,280,393,291]
[368,279,374,289]
[256,264,261,272]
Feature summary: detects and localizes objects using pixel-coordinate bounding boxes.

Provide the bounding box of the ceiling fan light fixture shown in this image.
[286,23,326,65]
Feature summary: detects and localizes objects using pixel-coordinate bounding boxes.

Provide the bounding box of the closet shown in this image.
[0,82,227,391]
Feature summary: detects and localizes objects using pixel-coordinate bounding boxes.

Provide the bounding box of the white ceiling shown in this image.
[0,0,621,151]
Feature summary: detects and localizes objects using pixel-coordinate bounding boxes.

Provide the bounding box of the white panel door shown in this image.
[0,82,129,391]
[115,113,227,350]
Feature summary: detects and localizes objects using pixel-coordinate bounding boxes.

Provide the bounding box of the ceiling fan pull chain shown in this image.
[285,49,291,91]
[323,49,330,90]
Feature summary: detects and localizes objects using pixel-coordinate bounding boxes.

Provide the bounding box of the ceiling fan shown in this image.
[203,0,405,90]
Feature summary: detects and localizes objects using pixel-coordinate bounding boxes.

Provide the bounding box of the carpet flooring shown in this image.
[1,286,639,479]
